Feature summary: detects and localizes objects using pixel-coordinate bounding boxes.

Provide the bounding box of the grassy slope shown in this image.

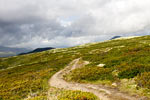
[0,47,96,100]
[65,36,150,97]
[0,35,150,99]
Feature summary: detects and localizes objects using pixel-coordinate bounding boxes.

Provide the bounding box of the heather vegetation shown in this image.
[65,36,150,97]
[0,35,150,99]
[48,87,99,100]
[65,67,114,82]
[136,72,150,89]
[58,90,98,100]
[0,50,79,100]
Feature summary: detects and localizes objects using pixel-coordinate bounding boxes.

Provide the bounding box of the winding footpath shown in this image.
[49,59,148,100]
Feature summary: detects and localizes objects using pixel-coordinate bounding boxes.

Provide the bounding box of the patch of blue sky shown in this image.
[58,16,79,27]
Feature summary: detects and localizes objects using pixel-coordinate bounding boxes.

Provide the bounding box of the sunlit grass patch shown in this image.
[48,87,99,100]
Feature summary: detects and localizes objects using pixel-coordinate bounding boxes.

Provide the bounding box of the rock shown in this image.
[112,83,117,87]
[30,93,37,97]
[97,64,105,67]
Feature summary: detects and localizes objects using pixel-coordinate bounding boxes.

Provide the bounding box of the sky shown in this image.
[0,0,150,49]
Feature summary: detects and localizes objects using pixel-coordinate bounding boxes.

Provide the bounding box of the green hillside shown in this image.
[0,35,150,100]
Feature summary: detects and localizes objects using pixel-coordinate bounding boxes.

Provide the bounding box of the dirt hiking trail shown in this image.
[49,58,148,100]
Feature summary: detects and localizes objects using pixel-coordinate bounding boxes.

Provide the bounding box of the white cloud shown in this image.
[13,35,109,48]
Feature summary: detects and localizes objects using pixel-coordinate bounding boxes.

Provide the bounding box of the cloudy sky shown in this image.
[0,0,150,48]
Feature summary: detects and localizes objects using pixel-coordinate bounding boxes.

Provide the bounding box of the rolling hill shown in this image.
[0,35,150,100]
[19,47,55,55]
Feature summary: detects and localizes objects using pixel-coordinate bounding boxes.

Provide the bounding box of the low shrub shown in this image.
[136,72,150,89]
[66,67,114,82]
[27,96,47,100]
[118,64,150,79]
[58,90,98,100]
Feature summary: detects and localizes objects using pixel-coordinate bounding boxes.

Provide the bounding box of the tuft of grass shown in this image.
[120,79,150,98]
[136,72,150,89]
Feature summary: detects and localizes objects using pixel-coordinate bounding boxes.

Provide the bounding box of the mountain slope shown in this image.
[0,35,150,100]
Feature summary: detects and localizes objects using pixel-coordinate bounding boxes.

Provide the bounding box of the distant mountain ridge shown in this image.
[110,36,122,40]
[19,47,55,55]
[0,46,31,57]
[0,46,30,52]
